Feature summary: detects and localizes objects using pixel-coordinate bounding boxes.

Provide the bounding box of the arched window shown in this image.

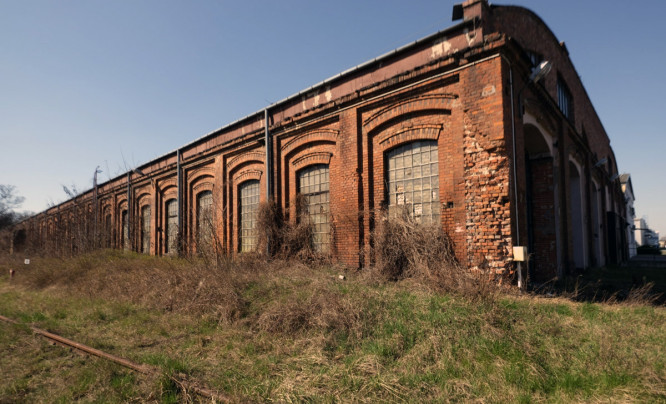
[197,190,214,249]
[165,199,178,255]
[298,164,330,252]
[101,205,112,248]
[386,140,440,224]
[239,180,260,252]
[121,210,129,250]
[104,213,112,247]
[141,205,151,254]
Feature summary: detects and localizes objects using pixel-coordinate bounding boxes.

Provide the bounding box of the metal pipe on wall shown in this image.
[177,149,182,256]
[264,108,272,256]
[265,109,272,197]
[508,66,525,289]
[126,171,131,250]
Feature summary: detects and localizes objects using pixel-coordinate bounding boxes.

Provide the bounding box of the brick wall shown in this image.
[13,0,627,281]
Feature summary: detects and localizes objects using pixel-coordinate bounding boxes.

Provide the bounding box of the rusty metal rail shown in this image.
[0,314,232,403]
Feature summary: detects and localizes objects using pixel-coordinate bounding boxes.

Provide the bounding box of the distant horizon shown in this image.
[2,0,665,235]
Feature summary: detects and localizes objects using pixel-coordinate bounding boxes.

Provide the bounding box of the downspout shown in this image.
[264,108,272,256]
[177,149,182,256]
[93,167,98,249]
[509,66,524,289]
[126,171,131,250]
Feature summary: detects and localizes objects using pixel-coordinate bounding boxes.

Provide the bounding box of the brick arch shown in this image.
[523,112,555,157]
[189,165,215,180]
[100,199,113,215]
[136,192,152,208]
[377,124,443,152]
[159,184,177,196]
[158,178,177,193]
[188,175,215,255]
[281,129,339,155]
[116,199,128,249]
[366,109,451,235]
[231,176,263,253]
[281,141,336,216]
[191,174,214,193]
[292,151,333,170]
[524,125,553,159]
[101,203,111,215]
[524,103,558,138]
[135,192,153,253]
[234,169,262,184]
[229,159,263,182]
[226,151,265,170]
[363,93,456,134]
[100,201,113,248]
[224,160,265,254]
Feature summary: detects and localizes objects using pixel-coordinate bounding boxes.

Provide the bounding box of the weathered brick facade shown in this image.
[14,0,627,282]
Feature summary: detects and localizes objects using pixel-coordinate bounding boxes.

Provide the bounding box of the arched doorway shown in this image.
[590,180,604,267]
[524,123,558,281]
[569,159,587,270]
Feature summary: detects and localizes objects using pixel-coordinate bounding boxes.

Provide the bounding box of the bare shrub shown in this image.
[255,196,324,263]
[372,209,499,301]
[255,199,284,257]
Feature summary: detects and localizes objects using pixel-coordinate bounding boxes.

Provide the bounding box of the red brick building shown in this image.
[16,0,627,282]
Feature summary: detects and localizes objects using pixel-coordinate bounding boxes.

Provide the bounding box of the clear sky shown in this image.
[1,1,665,236]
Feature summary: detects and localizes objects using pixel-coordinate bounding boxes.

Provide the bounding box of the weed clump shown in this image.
[254,284,364,336]
[372,210,499,300]
[255,196,324,263]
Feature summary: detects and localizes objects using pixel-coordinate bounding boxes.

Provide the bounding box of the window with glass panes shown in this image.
[239,180,260,252]
[165,199,178,254]
[141,205,151,254]
[121,210,129,250]
[197,191,213,248]
[557,77,573,121]
[104,213,112,247]
[298,164,330,252]
[386,140,440,224]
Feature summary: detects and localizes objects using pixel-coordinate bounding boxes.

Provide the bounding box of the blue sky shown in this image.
[1,1,665,236]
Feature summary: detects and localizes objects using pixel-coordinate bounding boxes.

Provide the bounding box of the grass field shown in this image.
[0,250,664,403]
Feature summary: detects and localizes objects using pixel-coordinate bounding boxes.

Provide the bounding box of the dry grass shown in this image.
[371,211,502,301]
[7,251,244,325]
[1,250,665,402]
[5,250,361,335]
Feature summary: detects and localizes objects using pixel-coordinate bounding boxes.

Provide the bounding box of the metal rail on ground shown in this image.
[0,314,233,403]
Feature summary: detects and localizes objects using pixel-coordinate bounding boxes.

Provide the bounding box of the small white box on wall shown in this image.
[512,246,528,262]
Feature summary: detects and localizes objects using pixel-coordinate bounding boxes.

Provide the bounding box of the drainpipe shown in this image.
[509,68,521,248]
[508,67,525,289]
[126,171,131,250]
[177,149,182,256]
[264,108,272,256]
[93,166,101,249]
[507,68,526,289]
[264,109,272,197]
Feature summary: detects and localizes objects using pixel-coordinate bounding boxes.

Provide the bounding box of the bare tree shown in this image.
[0,184,25,230]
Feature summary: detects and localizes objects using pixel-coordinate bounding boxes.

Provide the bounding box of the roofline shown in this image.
[39,17,476,216]
[99,19,472,183]
[491,3,618,164]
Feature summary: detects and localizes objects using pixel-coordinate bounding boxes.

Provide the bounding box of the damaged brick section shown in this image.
[463,110,512,273]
